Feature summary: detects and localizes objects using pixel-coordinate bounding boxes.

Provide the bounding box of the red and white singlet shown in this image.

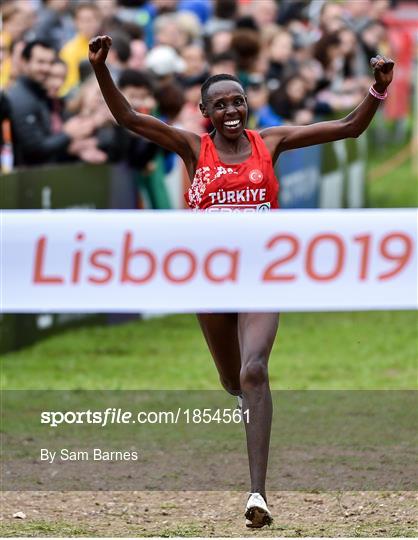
[185,129,279,212]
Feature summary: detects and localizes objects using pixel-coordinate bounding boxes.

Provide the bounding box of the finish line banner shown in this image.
[2,210,417,313]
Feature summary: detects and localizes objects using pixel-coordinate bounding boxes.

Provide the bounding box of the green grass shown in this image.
[367,159,417,208]
[1,311,416,390]
[139,524,205,537]
[0,520,93,537]
[1,517,415,538]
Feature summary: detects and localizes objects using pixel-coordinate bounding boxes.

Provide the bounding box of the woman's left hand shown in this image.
[371,55,395,92]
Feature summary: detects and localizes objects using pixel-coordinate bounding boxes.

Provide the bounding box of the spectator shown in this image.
[313,31,343,85]
[96,0,118,22]
[248,0,278,28]
[32,0,75,50]
[277,0,306,26]
[145,45,186,83]
[176,11,203,46]
[155,80,186,125]
[266,28,296,90]
[178,0,212,25]
[117,68,160,169]
[230,28,261,85]
[178,73,208,133]
[106,31,132,77]
[66,73,117,161]
[101,9,144,42]
[208,29,233,56]
[181,43,208,78]
[76,27,136,86]
[246,75,284,129]
[298,58,326,95]
[128,39,148,70]
[119,68,156,116]
[1,1,36,88]
[358,19,387,75]
[252,50,270,77]
[368,0,390,19]
[337,26,361,79]
[45,57,67,100]
[269,73,313,124]
[7,39,93,166]
[1,31,13,90]
[45,58,107,164]
[1,0,36,44]
[60,2,103,95]
[342,0,372,32]
[153,13,189,50]
[115,0,176,49]
[3,40,26,90]
[204,0,236,37]
[209,51,237,76]
[119,68,172,209]
[0,91,14,173]
[318,2,345,34]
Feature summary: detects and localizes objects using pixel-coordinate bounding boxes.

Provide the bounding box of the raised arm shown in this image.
[261,55,394,161]
[88,36,200,171]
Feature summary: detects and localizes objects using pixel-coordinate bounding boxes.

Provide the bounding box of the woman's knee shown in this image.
[219,374,241,396]
[240,355,268,390]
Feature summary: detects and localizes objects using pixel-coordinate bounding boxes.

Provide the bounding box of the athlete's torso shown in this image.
[185,129,279,212]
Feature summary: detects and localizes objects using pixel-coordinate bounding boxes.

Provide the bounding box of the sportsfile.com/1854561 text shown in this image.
[40,407,248,427]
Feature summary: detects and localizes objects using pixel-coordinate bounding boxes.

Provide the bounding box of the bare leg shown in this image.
[196,313,241,395]
[197,312,279,507]
[238,312,279,502]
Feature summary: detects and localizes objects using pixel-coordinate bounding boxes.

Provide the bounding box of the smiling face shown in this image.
[122,85,156,114]
[23,44,56,85]
[200,80,247,140]
[45,61,67,98]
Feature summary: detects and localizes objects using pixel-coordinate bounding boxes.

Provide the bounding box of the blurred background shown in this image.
[0,0,417,388]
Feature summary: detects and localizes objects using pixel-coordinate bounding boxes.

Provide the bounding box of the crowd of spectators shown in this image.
[0,0,397,174]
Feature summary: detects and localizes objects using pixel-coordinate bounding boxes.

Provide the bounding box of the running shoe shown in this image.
[245,492,273,528]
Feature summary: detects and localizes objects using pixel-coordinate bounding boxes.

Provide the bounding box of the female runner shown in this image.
[89,35,394,528]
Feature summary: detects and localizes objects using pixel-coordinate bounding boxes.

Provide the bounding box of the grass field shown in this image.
[367,157,417,208]
[1,311,416,390]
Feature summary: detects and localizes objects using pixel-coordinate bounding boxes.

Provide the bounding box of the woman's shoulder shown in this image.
[245,128,273,143]
[247,128,281,163]
[246,128,271,144]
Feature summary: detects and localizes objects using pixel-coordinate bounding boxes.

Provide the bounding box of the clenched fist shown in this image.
[370,55,395,92]
[89,35,112,66]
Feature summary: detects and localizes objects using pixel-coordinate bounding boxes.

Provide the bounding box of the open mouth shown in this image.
[224,119,241,130]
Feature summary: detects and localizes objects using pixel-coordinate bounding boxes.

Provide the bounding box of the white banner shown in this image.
[1,210,417,312]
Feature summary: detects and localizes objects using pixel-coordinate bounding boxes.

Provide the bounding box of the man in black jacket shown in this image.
[7,39,92,166]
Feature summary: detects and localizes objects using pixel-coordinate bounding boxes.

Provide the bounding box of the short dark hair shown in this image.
[109,32,131,63]
[214,0,237,19]
[210,51,236,65]
[201,74,243,104]
[119,69,155,93]
[230,28,261,70]
[21,39,56,60]
[155,81,185,121]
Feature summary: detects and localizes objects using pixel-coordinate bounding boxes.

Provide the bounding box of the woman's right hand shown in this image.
[88,35,112,67]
